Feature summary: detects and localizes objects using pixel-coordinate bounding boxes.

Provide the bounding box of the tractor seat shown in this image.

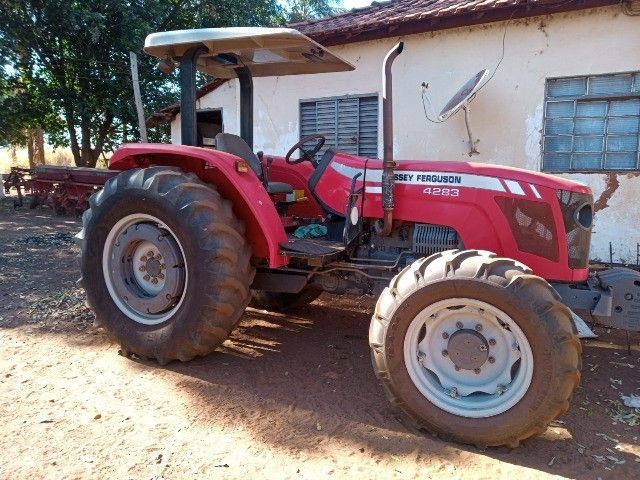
[214,133,293,195]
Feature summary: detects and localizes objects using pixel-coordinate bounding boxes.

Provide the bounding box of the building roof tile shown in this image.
[289,0,617,45]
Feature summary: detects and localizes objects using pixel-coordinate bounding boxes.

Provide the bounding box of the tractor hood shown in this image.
[311,152,591,221]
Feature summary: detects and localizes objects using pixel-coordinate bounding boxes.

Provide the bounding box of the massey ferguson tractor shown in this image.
[78,27,640,447]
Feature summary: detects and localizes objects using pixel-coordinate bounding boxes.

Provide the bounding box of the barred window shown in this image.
[543,72,640,172]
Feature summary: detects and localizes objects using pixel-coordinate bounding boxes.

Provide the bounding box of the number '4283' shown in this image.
[423,187,460,197]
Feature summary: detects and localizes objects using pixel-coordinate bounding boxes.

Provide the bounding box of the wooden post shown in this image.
[129,52,148,143]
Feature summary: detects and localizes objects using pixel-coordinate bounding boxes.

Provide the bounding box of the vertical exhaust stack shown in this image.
[380,41,404,236]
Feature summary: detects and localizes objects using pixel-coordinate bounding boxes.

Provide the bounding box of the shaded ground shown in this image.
[0,196,639,479]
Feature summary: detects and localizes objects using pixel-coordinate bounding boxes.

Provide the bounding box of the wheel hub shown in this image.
[103,214,187,326]
[145,257,163,277]
[447,329,489,370]
[405,298,534,418]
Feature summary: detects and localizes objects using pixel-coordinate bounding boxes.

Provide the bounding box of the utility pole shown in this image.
[129,52,148,143]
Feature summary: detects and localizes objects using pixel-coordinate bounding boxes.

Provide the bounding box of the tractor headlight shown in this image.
[557,190,593,269]
[575,202,593,230]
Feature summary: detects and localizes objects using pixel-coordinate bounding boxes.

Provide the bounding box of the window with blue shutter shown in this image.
[543,72,640,172]
[300,94,379,161]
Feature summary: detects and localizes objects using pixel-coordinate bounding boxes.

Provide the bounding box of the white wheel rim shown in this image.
[403,298,534,418]
[102,213,189,325]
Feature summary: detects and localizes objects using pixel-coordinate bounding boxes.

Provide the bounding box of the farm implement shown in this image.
[3,165,116,214]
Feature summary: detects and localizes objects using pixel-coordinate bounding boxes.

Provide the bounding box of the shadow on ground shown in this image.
[2,197,639,478]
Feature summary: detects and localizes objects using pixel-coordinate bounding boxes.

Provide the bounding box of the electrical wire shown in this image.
[420,0,592,128]
[420,82,444,124]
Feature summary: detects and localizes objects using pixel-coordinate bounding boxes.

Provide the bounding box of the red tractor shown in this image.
[78,28,639,447]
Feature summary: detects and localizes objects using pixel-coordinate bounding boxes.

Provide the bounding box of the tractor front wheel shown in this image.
[369,250,581,447]
[79,167,254,364]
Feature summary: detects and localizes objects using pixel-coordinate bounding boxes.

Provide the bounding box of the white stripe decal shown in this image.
[504,180,525,196]
[529,183,542,199]
[365,186,382,194]
[330,162,506,193]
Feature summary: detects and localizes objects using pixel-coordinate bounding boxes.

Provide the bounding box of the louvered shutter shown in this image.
[300,94,379,162]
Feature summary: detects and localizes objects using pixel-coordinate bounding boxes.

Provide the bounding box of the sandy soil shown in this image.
[0,196,639,480]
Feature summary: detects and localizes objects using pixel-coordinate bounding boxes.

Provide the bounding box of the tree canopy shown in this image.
[1,0,338,167]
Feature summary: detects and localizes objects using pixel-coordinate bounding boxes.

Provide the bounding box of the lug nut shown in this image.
[442,350,448,357]
[158,273,165,280]
[138,265,146,272]
[489,338,496,346]
[442,332,449,339]
[474,368,481,374]
[456,321,463,329]
[488,356,495,364]
[147,250,154,257]
[151,278,158,285]
[143,274,150,281]
[140,255,147,262]
[475,324,483,332]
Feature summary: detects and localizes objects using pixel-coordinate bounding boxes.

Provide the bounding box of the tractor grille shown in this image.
[412,224,460,255]
[557,190,593,269]
[495,197,560,262]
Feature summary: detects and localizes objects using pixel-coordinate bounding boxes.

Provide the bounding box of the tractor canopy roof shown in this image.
[144,27,355,79]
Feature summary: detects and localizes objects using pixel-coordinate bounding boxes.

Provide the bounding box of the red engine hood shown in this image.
[311,152,591,282]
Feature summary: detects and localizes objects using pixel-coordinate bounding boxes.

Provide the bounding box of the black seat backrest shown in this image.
[215,133,262,178]
[308,148,336,192]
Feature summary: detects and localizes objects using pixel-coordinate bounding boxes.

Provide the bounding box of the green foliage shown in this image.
[0,0,339,167]
[284,0,344,24]
[0,0,282,167]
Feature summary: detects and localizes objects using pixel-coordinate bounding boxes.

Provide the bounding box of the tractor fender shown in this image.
[108,143,288,267]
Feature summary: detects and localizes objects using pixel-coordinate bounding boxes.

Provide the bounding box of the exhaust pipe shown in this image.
[379,41,404,236]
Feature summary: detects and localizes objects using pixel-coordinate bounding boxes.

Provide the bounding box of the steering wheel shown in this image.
[285,134,325,165]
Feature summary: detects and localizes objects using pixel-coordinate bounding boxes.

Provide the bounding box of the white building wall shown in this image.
[171,80,239,144]
[172,6,640,262]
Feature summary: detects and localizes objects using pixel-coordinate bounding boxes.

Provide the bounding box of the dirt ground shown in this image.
[0,196,639,480]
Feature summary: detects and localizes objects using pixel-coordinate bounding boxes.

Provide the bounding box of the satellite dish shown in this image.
[438,69,490,121]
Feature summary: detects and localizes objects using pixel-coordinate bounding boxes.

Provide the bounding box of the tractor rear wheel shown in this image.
[250,287,322,312]
[369,249,581,447]
[79,167,254,364]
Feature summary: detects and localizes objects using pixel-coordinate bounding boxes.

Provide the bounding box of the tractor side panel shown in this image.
[316,152,586,282]
[109,144,288,267]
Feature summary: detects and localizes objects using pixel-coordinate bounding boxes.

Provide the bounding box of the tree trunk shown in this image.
[33,128,45,166]
[26,129,46,169]
[27,129,34,168]
[9,145,18,165]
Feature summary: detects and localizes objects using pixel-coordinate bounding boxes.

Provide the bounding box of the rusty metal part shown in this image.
[7,165,118,216]
[3,167,33,207]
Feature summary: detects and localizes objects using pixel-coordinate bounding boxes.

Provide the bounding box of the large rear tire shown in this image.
[369,250,581,447]
[79,167,254,364]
